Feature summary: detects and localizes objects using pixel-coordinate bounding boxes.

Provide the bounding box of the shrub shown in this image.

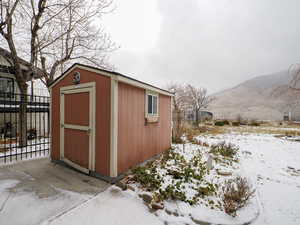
[133,147,218,207]
[161,149,186,164]
[249,119,260,126]
[185,126,202,137]
[172,136,184,144]
[154,184,187,203]
[232,121,240,126]
[285,130,300,137]
[198,126,208,133]
[197,183,217,197]
[223,120,230,125]
[215,120,230,126]
[236,114,243,123]
[132,166,162,191]
[215,121,225,126]
[210,141,239,158]
[221,176,255,216]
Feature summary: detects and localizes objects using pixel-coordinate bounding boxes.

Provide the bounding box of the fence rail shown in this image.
[0,91,50,163]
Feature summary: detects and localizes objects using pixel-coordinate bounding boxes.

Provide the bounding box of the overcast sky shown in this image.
[102,0,300,93]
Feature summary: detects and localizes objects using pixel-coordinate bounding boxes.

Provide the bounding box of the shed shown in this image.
[49,63,173,182]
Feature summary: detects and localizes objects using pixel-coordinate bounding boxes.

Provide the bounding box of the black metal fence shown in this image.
[0,91,50,163]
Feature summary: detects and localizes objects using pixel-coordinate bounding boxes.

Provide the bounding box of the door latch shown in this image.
[86,128,91,135]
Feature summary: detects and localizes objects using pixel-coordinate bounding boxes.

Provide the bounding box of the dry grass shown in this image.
[224,125,300,136]
[184,125,226,139]
[176,121,300,144]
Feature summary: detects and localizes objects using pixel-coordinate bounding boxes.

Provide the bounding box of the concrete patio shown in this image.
[0,157,109,225]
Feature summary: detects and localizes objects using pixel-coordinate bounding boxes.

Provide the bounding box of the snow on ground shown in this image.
[0,138,50,163]
[197,131,300,225]
[0,138,50,157]
[151,142,259,225]
[47,127,300,225]
[47,136,259,225]
[44,186,164,225]
[2,127,297,225]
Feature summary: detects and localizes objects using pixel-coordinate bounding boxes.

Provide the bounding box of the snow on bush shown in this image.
[221,176,255,217]
[130,139,254,217]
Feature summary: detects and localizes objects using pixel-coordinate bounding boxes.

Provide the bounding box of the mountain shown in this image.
[209,70,300,121]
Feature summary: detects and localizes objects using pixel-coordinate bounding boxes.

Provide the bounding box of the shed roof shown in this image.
[49,63,174,96]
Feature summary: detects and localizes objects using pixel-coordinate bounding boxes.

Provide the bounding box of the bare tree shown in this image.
[186,85,215,124]
[167,83,189,143]
[0,0,115,146]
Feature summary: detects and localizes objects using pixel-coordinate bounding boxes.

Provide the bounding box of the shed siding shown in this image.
[117,82,172,174]
[51,68,111,176]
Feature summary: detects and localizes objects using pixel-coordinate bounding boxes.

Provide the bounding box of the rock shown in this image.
[121,175,134,184]
[165,208,179,216]
[165,208,173,215]
[151,202,164,210]
[242,151,252,155]
[139,193,152,204]
[191,215,211,225]
[216,169,232,176]
[127,184,135,192]
[115,182,127,191]
[206,155,213,170]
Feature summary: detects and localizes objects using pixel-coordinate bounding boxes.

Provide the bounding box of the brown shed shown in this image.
[49,63,173,181]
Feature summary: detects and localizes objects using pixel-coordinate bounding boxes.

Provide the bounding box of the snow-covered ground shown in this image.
[197,132,300,225]
[0,138,50,162]
[45,128,300,225]
[44,186,164,225]
[2,127,299,225]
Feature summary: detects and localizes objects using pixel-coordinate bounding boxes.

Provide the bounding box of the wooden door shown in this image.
[60,83,96,173]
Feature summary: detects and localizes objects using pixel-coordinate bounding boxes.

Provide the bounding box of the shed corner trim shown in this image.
[110,77,118,177]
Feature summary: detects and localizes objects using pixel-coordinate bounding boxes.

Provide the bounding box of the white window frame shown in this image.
[145,90,159,118]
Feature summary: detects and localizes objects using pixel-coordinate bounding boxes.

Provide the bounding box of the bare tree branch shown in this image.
[0,0,117,87]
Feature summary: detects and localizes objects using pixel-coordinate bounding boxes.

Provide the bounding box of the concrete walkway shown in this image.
[0,158,109,225]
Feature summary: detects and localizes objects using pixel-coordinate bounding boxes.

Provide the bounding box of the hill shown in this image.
[209,70,300,121]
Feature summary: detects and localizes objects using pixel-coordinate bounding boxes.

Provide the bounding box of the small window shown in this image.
[146,92,159,117]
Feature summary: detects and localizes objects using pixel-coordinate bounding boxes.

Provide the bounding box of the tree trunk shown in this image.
[18,85,28,147]
[195,109,199,126]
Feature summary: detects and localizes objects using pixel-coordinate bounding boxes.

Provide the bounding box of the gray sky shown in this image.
[103,0,300,93]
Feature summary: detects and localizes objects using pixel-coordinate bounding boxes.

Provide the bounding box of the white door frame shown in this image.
[60,82,96,174]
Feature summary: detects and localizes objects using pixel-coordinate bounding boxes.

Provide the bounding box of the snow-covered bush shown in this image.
[132,166,162,191]
[131,148,218,206]
[221,176,255,217]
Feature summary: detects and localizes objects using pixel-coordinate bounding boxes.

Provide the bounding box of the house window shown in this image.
[0,77,14,98]
[146,92,159,117]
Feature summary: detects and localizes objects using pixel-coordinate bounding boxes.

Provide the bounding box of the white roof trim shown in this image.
[50,64,174,97]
